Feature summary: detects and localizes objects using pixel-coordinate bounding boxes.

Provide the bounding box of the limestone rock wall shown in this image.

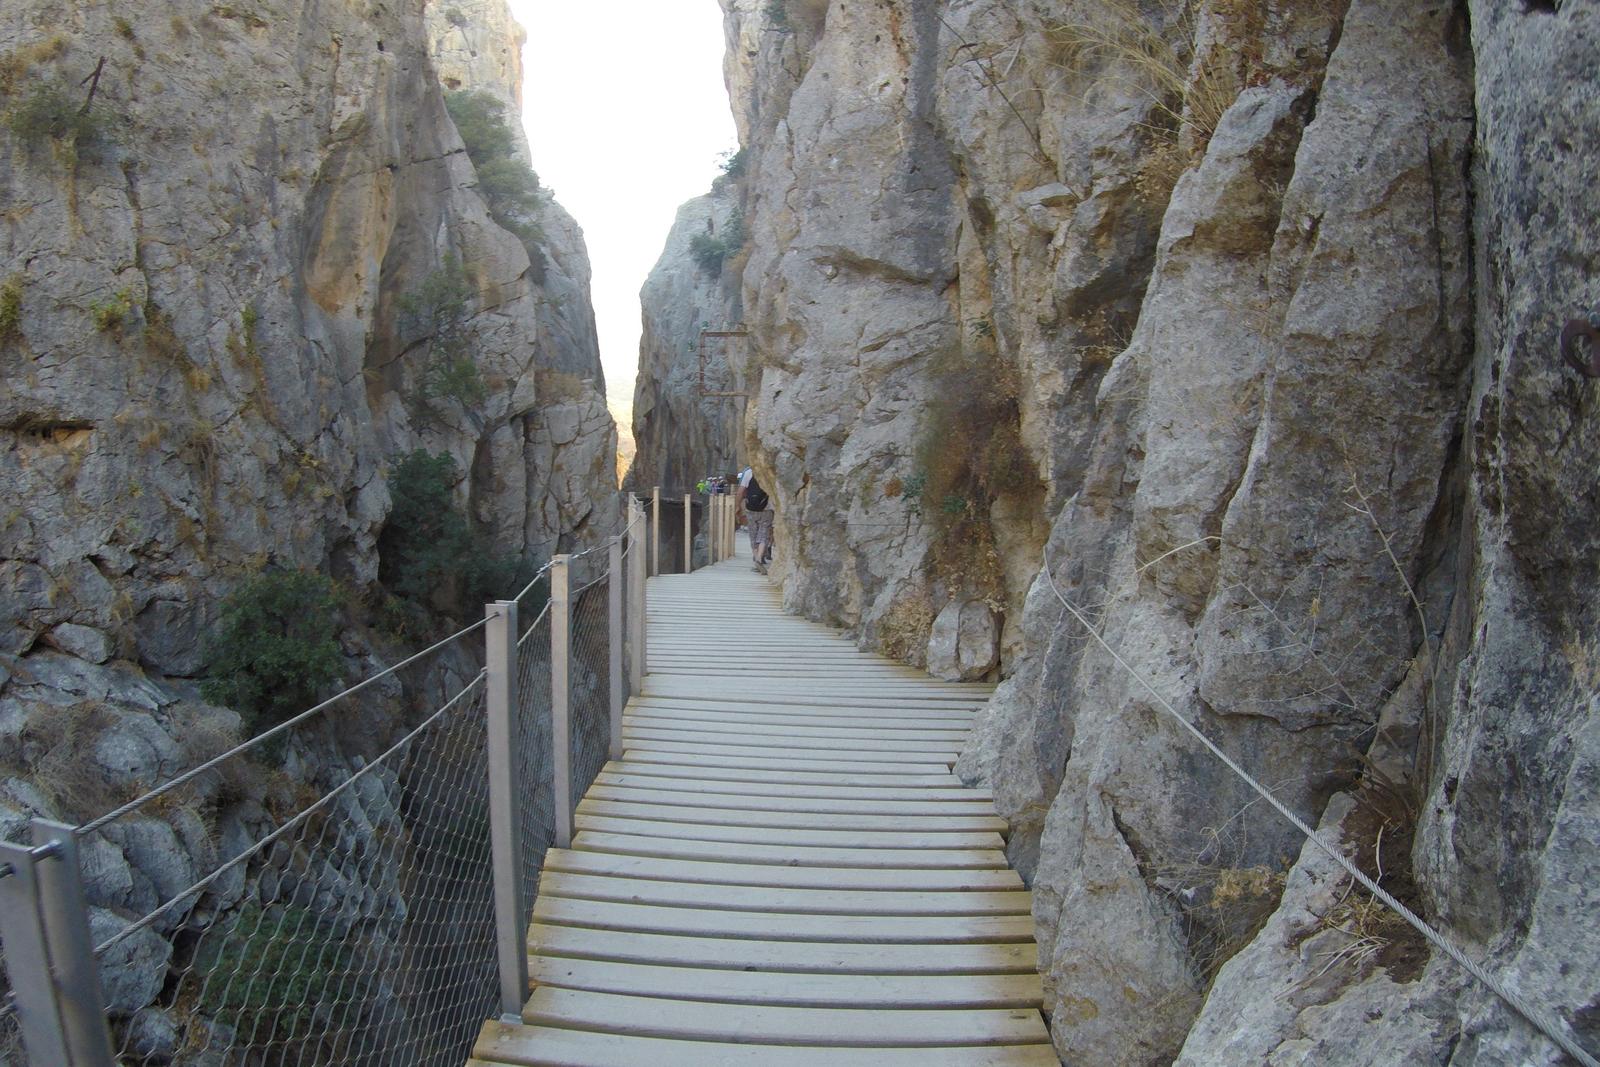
[698,0,1600,1062]
[0,0,616,1040]
[629,188,746,493]
[0,0,613,669]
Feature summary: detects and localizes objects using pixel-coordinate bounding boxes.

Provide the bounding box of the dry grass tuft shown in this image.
[1046,0,1242,161]
[876,592,936,664]
[912,338,1040,606]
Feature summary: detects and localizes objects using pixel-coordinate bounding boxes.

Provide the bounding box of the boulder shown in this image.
[88,907,171,1016]
[48,623,115,664]
[926,600,1000,681]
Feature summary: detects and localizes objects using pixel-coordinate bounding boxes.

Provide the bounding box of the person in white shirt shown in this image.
[738,466,774,575]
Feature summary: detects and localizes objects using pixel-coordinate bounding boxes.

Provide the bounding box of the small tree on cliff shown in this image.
[202,570,344,733]
[443,89,546,271]
[397,257,486,409]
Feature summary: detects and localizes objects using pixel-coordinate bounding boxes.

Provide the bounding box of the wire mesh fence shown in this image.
[0,511,647,1066]
[90,673,497,1066]
[568,572,612,815]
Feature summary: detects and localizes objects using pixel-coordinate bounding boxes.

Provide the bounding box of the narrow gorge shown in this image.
[0,0,1595,1062]
[633,0,1600,1063]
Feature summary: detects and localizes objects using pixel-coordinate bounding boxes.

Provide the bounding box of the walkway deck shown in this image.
[471,538,1052,1065]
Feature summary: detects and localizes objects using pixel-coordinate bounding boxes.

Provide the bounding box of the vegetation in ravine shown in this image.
[377,450,533,632]
[201,570,344,734]
[397,258,486,409]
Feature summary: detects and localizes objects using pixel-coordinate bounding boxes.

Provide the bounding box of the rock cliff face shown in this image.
[667,0,1600,1062]
[629,187,746,492]
[0,0,613,671]
[0,0,615,1040]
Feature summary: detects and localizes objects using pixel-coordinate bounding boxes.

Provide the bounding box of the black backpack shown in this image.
[745,477,769,511]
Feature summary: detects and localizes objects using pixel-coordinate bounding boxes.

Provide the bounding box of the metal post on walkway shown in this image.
[650,487,661,577]
[684,492,693,574]
[0,822,116,1066]
[608,535,624,761]
[628,498,647,692]
[709,493,719,564]
[483,599,527,1020]
[725,496,735,559]
[550,554,573,848]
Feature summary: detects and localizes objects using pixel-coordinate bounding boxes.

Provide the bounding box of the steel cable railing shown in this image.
[0,505,650,1066]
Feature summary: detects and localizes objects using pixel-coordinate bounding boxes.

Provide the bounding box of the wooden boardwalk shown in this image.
[471,538,1052,1066]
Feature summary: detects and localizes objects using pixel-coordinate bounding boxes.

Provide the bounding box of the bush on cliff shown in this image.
[397,258,486,408]
[444,89,544,271]
[378,450,530,631]
[202,570,344,733]
[689,209,746,276]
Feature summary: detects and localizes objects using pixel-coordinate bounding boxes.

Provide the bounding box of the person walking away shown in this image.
[738,467,774,575]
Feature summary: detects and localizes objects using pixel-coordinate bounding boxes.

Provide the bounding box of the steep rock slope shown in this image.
[629,186,746,492]
[0,0,615,1041]
[686,0,1600,1063]
[0,0,613,679]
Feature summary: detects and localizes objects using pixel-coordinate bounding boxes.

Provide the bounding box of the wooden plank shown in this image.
[576,798,1008,833]
[584,784,1000,816]
[569,832,1008,869]
[620,750,954,776]
[527,958,1044,1009]
[536,871,1031,916]
[621,739,959,766]
[541,850,1025,892]
[592,771,988,800]
[624,713,970,741]
[628,696,980,721]
[533,896,1037,944]
[601,759,967,788]
[526,925,1038,975]
[521,988,1050,1047]
[474,1022,1060,1066]
[623,725,964,753]
[571,814,1004,851]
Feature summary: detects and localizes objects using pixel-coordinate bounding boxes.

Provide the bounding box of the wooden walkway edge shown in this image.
[471,536,1052,1066]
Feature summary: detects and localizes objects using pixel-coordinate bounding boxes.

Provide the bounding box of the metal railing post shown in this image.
[608,536,624,760]
[709,492,719,564]
[650,487,661,577]
[724,496,734,559]
[483,600,527,1020]
[550,554,573,848]
[629,499,647,691]
[0,823,115,1066]
[684,492,694,573]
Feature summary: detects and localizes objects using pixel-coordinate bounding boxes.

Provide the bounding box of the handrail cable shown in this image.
[94,670,489,956]
[1039,546,1599,1067]
[77,615,493,838]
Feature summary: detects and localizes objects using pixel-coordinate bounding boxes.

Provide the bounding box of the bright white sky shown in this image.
[508,1,737,427]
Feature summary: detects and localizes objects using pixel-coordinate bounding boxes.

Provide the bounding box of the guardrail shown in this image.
[0,499,650,1066]
[640,483,738,576]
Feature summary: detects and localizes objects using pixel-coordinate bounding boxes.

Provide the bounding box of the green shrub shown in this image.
[0,274,22,343]
[201,570,344,733]
[718,146,748,178]
[379,450,531,628]
[397,258,485,407]
[91,288,133,333]
[193,903,370,1054]
[688,209,746,276]
[443,89,544,248]
[6,81,116,160]
[765,0,792,30]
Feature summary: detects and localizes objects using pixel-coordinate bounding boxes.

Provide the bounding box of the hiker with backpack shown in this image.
[738,466,774,575]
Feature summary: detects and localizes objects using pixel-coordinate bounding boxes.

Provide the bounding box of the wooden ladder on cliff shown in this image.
[468,536,1053,1065]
